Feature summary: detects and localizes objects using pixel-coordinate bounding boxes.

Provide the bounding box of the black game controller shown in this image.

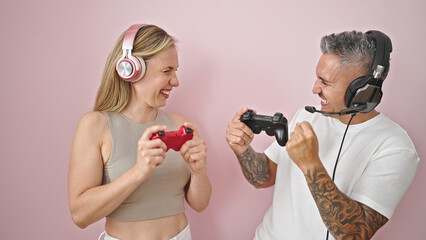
[241,109,288,146]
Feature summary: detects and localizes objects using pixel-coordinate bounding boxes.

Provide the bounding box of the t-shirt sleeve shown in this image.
[350,148,419,219]
[264,140,283,164]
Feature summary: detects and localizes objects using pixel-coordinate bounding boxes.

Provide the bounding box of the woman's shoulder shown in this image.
[71,111,111,154]
[79,111,107,124]
[77,111,109,134]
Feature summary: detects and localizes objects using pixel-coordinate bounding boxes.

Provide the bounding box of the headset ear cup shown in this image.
[134,56,146,82]
[342,31,390,114]
[116,58,136,81]
[116,56,145,82]
[344,76,370,108]
[345,75,383,113]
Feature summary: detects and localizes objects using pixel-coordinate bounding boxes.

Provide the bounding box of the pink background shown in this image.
[0,0,425,239]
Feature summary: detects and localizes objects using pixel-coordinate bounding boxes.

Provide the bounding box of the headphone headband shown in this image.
[365,30,393,76]
[122,24,147,50]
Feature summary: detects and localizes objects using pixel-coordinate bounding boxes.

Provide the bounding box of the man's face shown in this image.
[312,53,364,117]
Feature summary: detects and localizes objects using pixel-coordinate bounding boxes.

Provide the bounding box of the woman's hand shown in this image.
[180,122,207,175]
[179,122,212,212]
[134,125,168,177]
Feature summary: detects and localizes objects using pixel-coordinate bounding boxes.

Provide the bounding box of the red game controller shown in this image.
[150,126,194,151]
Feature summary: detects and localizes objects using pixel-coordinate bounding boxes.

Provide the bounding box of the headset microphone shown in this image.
[305,104,367,116]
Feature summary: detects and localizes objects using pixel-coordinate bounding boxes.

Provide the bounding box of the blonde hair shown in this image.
[94,25,177,112]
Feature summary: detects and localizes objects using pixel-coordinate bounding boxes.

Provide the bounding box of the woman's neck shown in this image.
[121,103,158,124]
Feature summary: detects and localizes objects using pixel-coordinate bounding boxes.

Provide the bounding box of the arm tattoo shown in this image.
[237,146,270,187]
[305,167,388,240]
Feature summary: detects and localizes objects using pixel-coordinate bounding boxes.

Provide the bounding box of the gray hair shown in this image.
[320,31,386,77]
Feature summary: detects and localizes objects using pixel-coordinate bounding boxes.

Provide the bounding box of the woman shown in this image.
[68,24,212,240]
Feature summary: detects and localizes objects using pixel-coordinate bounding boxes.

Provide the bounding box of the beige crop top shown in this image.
[102,109,191,221]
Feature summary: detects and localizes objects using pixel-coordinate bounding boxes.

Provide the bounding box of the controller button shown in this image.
[272,113,283,122]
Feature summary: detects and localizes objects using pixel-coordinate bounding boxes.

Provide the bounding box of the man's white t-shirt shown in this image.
[254,108,419,240]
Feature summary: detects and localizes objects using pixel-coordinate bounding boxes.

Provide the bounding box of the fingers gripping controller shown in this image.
[241,109,288,146]
[150,126,194,151]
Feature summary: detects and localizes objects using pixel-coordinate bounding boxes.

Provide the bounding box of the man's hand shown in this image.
[225,107,255,156]
[285,121,320,172]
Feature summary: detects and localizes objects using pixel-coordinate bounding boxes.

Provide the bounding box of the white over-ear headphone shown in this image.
[116,24,147,82]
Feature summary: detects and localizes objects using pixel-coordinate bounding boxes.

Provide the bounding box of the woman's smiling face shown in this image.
[132,46,180,108]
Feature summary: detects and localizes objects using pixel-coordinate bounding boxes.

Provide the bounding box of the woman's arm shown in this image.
[170,114,212,212]
[68,112,167,228]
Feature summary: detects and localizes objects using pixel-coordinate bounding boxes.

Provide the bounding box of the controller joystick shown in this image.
[241,109,288,146]
[150,126,194,151]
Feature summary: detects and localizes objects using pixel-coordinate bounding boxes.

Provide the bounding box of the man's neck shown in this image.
[337,109,380,125]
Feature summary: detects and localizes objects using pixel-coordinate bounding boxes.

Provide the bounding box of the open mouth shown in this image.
[160,89,171,98]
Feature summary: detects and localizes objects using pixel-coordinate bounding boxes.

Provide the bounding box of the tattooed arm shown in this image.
[237,146,277,188]
[286,122,388,239]
[306,165,388,240]
[226,108,277,188]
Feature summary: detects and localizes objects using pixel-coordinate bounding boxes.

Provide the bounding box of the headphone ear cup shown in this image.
[342,30,390,114]
[344,76,371,108]
[116,55,146,82]
[116,58,135,81]
[134,56,146,82]
[345,75,383,113]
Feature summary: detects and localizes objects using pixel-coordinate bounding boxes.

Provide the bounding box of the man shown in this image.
[225,30,419,240]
